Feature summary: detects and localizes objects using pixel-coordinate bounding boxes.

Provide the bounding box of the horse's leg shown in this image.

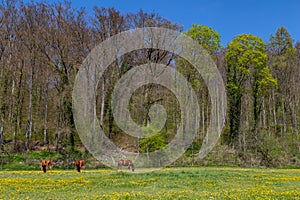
[80,164,83,172]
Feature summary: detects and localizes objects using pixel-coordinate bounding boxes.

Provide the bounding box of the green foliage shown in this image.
[226,34,267,81]
[177,24,221,82]
[176,24,221,92]
[9,154,25,162]
[26,151,67,163]
[269,27,294,55]
[62,147,84,160]
[226,34,277,146]
[28,151,56,160]
[139,134,168,153]
[256,67,278,96]
[226,33,277,95]
[184,138,202,157]
[185,24,221,53]
[268,26,296,90]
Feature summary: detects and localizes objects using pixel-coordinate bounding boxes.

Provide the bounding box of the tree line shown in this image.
[0,0,299,167]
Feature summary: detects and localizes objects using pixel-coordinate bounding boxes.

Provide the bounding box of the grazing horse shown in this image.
[118,159,134,172]
[40,160,53,173]
[75,160,85,172]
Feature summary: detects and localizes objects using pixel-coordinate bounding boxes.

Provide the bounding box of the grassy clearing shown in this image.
[0,167,300,199]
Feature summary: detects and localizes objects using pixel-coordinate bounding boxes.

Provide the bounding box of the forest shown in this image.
[0,0,299,169]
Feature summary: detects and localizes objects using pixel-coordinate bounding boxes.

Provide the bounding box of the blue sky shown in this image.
[26,0,299,45]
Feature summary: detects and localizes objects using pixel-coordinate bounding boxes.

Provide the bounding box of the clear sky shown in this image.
[25,0,300,46]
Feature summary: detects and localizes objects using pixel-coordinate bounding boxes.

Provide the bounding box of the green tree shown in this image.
[269,27,293,55]
[185,24,221,54]
[177,24,221,90]
[226,34,277,148]
[268,27,297,135]
[176,24,222,155]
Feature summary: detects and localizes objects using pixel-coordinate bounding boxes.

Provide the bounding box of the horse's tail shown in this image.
[42,165,47,173]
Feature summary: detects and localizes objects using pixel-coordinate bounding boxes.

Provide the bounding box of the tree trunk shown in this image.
[272,91,277,134]
[13,62,24,150]
[11,79,16,146]
[43,83,49,144]
[290,100,298,135]
[25,67,33,150]
[55,110,62,152]
[283,101,287,137]
[262,97,266,127]
[55,128,60,152]
[0,119,3,150]
[143,85,151,126]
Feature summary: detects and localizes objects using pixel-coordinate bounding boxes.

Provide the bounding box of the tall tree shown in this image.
[268,27,297,136]
[176,24,221,155]
[93,7,126,139]
[40,2,91,150]
[226,34,277,149]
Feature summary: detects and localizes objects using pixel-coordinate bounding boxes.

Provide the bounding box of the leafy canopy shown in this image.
[185,24,221,54]
[226,34,277,96]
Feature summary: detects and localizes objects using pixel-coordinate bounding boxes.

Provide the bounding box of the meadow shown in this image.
[0,167,300,199]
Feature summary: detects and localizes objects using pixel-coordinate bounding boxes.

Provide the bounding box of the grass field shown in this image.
[0,167,300,199]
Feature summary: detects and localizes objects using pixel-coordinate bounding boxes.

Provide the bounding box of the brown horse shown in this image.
[118,159,134,172]
[75,160,85,172]
[40,160,53,173]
